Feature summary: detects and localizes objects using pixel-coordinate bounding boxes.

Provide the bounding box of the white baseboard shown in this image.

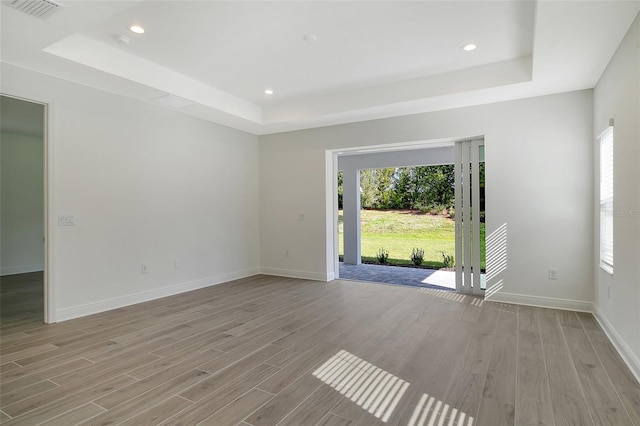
[55,268,260,322]
[486,291,593,312]
[593,307,640,384]
[488,292,640,384]
[1,264,44,276]
[260,267,330,282]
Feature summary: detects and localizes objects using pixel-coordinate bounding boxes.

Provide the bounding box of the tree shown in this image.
[359,169,379,209]
[339,165,455,211]
[376,168,395,209]
[337,171,343,209]
[393,168,413,209]
[413,165,455,209]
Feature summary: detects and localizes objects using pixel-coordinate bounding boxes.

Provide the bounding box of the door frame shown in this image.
[326,138,460,281]
[2,93,55,323]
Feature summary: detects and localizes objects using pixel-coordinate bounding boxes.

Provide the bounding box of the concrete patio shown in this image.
[338,262,456,290]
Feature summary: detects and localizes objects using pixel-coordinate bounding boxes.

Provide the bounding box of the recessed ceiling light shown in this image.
[264,89,274,95]
[303,34,318,43]
[462,43,477,51]
[129,25,145,34]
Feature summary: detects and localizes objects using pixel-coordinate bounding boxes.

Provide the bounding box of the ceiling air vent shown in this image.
[8,0,63,19]
[152,95,195,109]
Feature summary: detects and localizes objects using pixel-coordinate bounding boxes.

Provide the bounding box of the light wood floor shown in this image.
[1,274,638,426]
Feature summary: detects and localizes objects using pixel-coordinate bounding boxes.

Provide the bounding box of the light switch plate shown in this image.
[58,215,76,226]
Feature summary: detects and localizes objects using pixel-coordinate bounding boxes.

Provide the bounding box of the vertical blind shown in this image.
[599,126,614,272]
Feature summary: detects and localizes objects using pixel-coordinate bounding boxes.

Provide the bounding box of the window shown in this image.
[599,126,614,274]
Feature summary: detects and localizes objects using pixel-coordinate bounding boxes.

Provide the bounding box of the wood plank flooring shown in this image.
[1,274,639,425]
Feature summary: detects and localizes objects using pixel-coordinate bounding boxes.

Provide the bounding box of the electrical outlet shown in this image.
[141,264,148,274]
[285,250,290,258]
[548,268,558,280]
[174,259,180,269]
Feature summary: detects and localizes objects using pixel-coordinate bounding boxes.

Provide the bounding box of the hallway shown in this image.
[0,272,44,326]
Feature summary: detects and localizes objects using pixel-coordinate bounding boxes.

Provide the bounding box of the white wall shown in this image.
[1,131,44,275]
[260,90,594,309]
[1,63,261,321]
[593,13,640,379]
[337,146,455,170]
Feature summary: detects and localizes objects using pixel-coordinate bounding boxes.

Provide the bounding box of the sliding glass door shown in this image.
[455,139,485,295]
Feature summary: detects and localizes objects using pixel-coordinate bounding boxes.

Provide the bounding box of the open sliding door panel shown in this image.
[455,139,484,295]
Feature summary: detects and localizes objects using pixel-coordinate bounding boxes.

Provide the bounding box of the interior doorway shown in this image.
[0,95,48,324]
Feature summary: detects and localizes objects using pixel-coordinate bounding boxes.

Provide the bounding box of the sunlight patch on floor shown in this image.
[312,350,409,422]
[420,270,456,289]
[417,288,467,303]
[313,350,476,425]
[408,393,474,426]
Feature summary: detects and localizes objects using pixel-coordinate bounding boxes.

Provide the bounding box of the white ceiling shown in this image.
[1,1,638,135]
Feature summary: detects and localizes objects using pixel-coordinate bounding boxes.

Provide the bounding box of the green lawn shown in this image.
[338,209,485,269]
